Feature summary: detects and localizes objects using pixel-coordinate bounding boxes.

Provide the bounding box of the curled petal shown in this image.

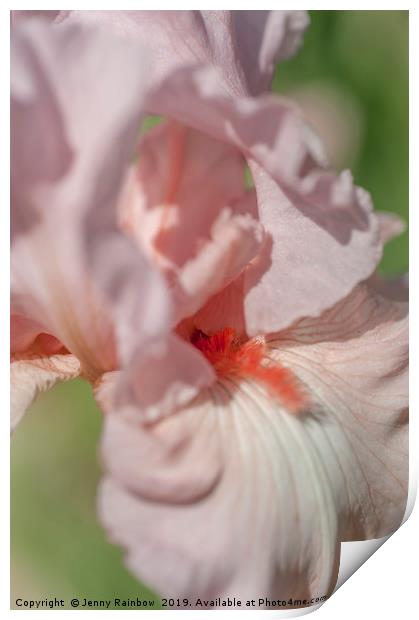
[11,353,80,432]
[174,208,264,321]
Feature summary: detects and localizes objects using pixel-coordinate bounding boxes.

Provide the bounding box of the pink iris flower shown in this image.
[11,11,408,606]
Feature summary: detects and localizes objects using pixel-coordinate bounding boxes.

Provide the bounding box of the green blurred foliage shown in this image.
[11,11,408,609]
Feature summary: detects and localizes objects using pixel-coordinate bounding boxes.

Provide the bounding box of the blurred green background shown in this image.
[11,11,408,610]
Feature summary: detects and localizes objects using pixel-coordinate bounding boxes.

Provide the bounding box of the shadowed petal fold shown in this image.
[11,353,80,431]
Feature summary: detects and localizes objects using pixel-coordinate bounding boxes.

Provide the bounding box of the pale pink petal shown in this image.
[12,224,117,381]
[64,10,309,95]
[242,164,381,334]
[271,284,408,539]
[98,388,340,604]
[11,353,80,432]
[86,232,170,369]
[12,21,169,378]
[96,334,216,423]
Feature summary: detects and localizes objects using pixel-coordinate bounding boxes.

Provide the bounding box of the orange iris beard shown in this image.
[191,327,305,413]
